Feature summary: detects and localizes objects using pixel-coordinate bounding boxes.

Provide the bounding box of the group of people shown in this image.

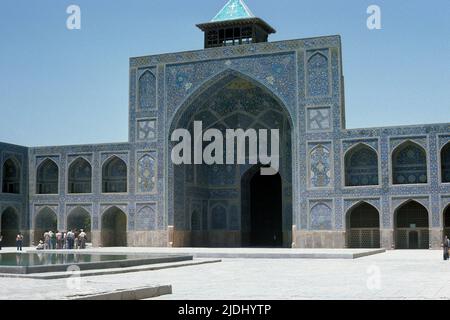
[36,229,88,250]
[0,233,24,251]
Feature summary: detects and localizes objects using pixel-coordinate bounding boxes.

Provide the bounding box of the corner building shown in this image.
[1,0,449,249]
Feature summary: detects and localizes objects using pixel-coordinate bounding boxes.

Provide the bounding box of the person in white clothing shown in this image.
[78,229,87,249]
[43,231,50,250]
[66,230,75,249]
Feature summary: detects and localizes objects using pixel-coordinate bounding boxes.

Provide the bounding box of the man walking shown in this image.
[444,236,449,261]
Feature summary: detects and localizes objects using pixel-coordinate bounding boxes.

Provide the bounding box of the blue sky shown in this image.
[0,0,449,147]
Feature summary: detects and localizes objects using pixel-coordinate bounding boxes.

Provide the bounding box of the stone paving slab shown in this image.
[0,275,173,300]
[67,285,172,300]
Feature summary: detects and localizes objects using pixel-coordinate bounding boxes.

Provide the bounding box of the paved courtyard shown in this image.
[0,249,449,300]
[151,250,450,300]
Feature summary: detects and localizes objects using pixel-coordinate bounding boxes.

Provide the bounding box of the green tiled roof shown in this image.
[211,0,255,22]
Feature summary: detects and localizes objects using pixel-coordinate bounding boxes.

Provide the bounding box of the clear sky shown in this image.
[0,0,449,147]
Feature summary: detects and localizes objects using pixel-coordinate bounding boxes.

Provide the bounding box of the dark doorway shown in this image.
[395,201,429,249]
[409,231,419,249]
[444,206,450,240]
[1,208,20,246]
[249,171,282,247]
[2,159,20,194]
[346,202,380,248]
[101,207,127,247]
[67,207,92,241]
[34,207,58,244]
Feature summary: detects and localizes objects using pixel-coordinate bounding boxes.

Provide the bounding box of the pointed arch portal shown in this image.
[67,207,92,240]
[68,158,92,194]
[392,142,427,185]
[102,156,127,193]
[36,159,59,195]
[443,205,450,240]
[442,143,450,183]
[101,207,127,247]
[395,201,429,249]
[346,202,380,248]
[168,71,293,248]
[2,158,20,194]
[1,207,20,246]
[34,207,58,244]
[345,144,379,187]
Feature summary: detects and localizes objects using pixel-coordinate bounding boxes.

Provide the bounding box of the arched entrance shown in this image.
[444,205,450,239]
[101,207,127,247]
[392,141,427,185]
[34,207,58,244]
[68,157,92,194]
[442,143,450,183]
[102,156,127,193]
[344,144,379,187]
[67,207,92,241]
[241,166,282,247]
[168,71,293,248]
[395,201,429,249]
[346,202,380,248]
[36,159,59,194]
[2,158,20,194]
[1,207,20,246]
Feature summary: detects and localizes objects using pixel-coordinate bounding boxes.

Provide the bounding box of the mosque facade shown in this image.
[1,0,449,249]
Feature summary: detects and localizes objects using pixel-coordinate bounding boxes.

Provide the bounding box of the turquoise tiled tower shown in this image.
[211,0,255,22]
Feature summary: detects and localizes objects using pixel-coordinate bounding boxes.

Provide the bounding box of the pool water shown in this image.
[0,253,153,267]
[0,252,193,274]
